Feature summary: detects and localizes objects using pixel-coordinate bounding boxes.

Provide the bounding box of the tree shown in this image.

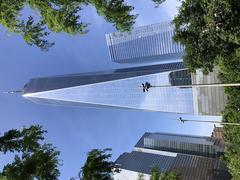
[159,172,179,180]
[152,0,166,7]
[173,0,240,73]
[0,125,61,180]
[0,0,137,50]
[79,148,120,180]
[150,166,160,180]
[19,16,54,51]
[89,0,137,32]
[150,167,179,180]
[218,48,240,180]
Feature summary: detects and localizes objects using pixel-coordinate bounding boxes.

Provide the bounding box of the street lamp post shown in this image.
[141,82,240,125]
[179,117,240,126]
[141,82,240,92]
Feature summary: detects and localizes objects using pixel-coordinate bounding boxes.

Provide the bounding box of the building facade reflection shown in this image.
[23,62,226,116]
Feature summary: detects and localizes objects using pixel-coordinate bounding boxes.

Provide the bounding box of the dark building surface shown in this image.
[171,154,230,180]
[169,69,192,86]
[115,151,175,175]
[115,151,231,180]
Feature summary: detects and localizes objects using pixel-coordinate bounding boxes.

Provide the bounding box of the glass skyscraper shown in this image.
[135,132,225,158]
[114,132,230,180]
[106,21,184,64]
[23,62,226,116]
[23,62,193,114]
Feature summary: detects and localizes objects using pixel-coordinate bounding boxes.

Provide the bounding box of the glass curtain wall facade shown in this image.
[137,132,225,158]
[23,62,226,116]
[106,22,184,64]
[115,151,230,180]
[114,132,230,180]
[23,62,195,114]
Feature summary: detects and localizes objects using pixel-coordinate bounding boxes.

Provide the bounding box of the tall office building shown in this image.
[135,132,225,158]
[106,22,184,64]
[23,62,227,116]
[114,132,230,180]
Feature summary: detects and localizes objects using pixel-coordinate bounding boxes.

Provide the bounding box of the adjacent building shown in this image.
[106,22,184,64]
[23,62,227,116]
[135,132,225,158]
[114,132,230,180]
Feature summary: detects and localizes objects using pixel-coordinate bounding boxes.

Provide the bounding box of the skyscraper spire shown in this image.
[1,90,22,94]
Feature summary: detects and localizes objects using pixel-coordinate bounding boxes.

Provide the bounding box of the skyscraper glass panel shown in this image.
[23,62,226,116]
[106,22,184,64]
[135,132,225,158]
[23,62,194,114]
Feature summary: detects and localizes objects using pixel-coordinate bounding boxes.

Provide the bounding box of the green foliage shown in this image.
[19,16,54,51]
[223,150,240,180]
[218,48,240,84]
[0,0,52,50]
[159,171,179,180]
[0,177,7,180]
[150,166,160,180]
[80,148,120,180]
[173,0,240,73]
[152,0,166,7]
[0,125,61,180]
[90,0,137,32]
[0,125,45,153]
[27,0,88,35]
[0,0,136,50]
[218,49,240,180]
[1,144,60,180]
[0,0,24,31]
[150,167,179,180]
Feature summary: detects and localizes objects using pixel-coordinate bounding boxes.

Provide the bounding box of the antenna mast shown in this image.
[1,90,23,94]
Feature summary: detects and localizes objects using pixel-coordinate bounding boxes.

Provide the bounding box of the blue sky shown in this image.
[0,1,220,179]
